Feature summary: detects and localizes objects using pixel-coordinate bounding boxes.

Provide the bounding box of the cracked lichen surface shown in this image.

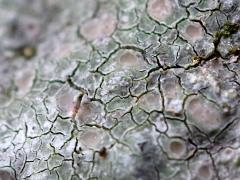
[0,0,240,179]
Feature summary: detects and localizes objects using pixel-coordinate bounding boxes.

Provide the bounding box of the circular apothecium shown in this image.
[186,96,222,132]
[79,129,105,149]
[118,51,140,68]
[147,0,173,21]
[117,49,147,71]
[184,22,203,42]
[196,163,213,180]
[168,139,186,157]
[80,13,116,41]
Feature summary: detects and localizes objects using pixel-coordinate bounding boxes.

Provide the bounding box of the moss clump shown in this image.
[228,46,240,56]
[192,56,203,63]
[215,22,240,39]
[21,46,36,59]
[235,157,240,168]
[13,45,37,59]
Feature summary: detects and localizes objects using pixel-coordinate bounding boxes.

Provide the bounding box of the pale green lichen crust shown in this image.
[0,0,240,179]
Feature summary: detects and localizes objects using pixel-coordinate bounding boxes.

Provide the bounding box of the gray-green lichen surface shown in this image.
[0,0,239,179]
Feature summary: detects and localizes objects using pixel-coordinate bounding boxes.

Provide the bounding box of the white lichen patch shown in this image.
[15,66,35,96]
[181,59,230,95]
[183,22,203,42]
[99,71,131,102]
[186,96,222,132]
[80,13,116,41]
[48,154,64,170]
[222,88,238,102]
[147,0,173,22]
[149,113,168,133]
[161,76,184,115]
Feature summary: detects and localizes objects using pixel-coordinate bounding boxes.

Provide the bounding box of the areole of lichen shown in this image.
[161,74,185,115]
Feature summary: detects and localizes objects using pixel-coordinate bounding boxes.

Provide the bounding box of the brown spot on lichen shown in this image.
[99,147,108,159]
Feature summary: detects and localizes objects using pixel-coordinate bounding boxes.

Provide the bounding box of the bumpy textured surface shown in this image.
[0,0,240,179]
